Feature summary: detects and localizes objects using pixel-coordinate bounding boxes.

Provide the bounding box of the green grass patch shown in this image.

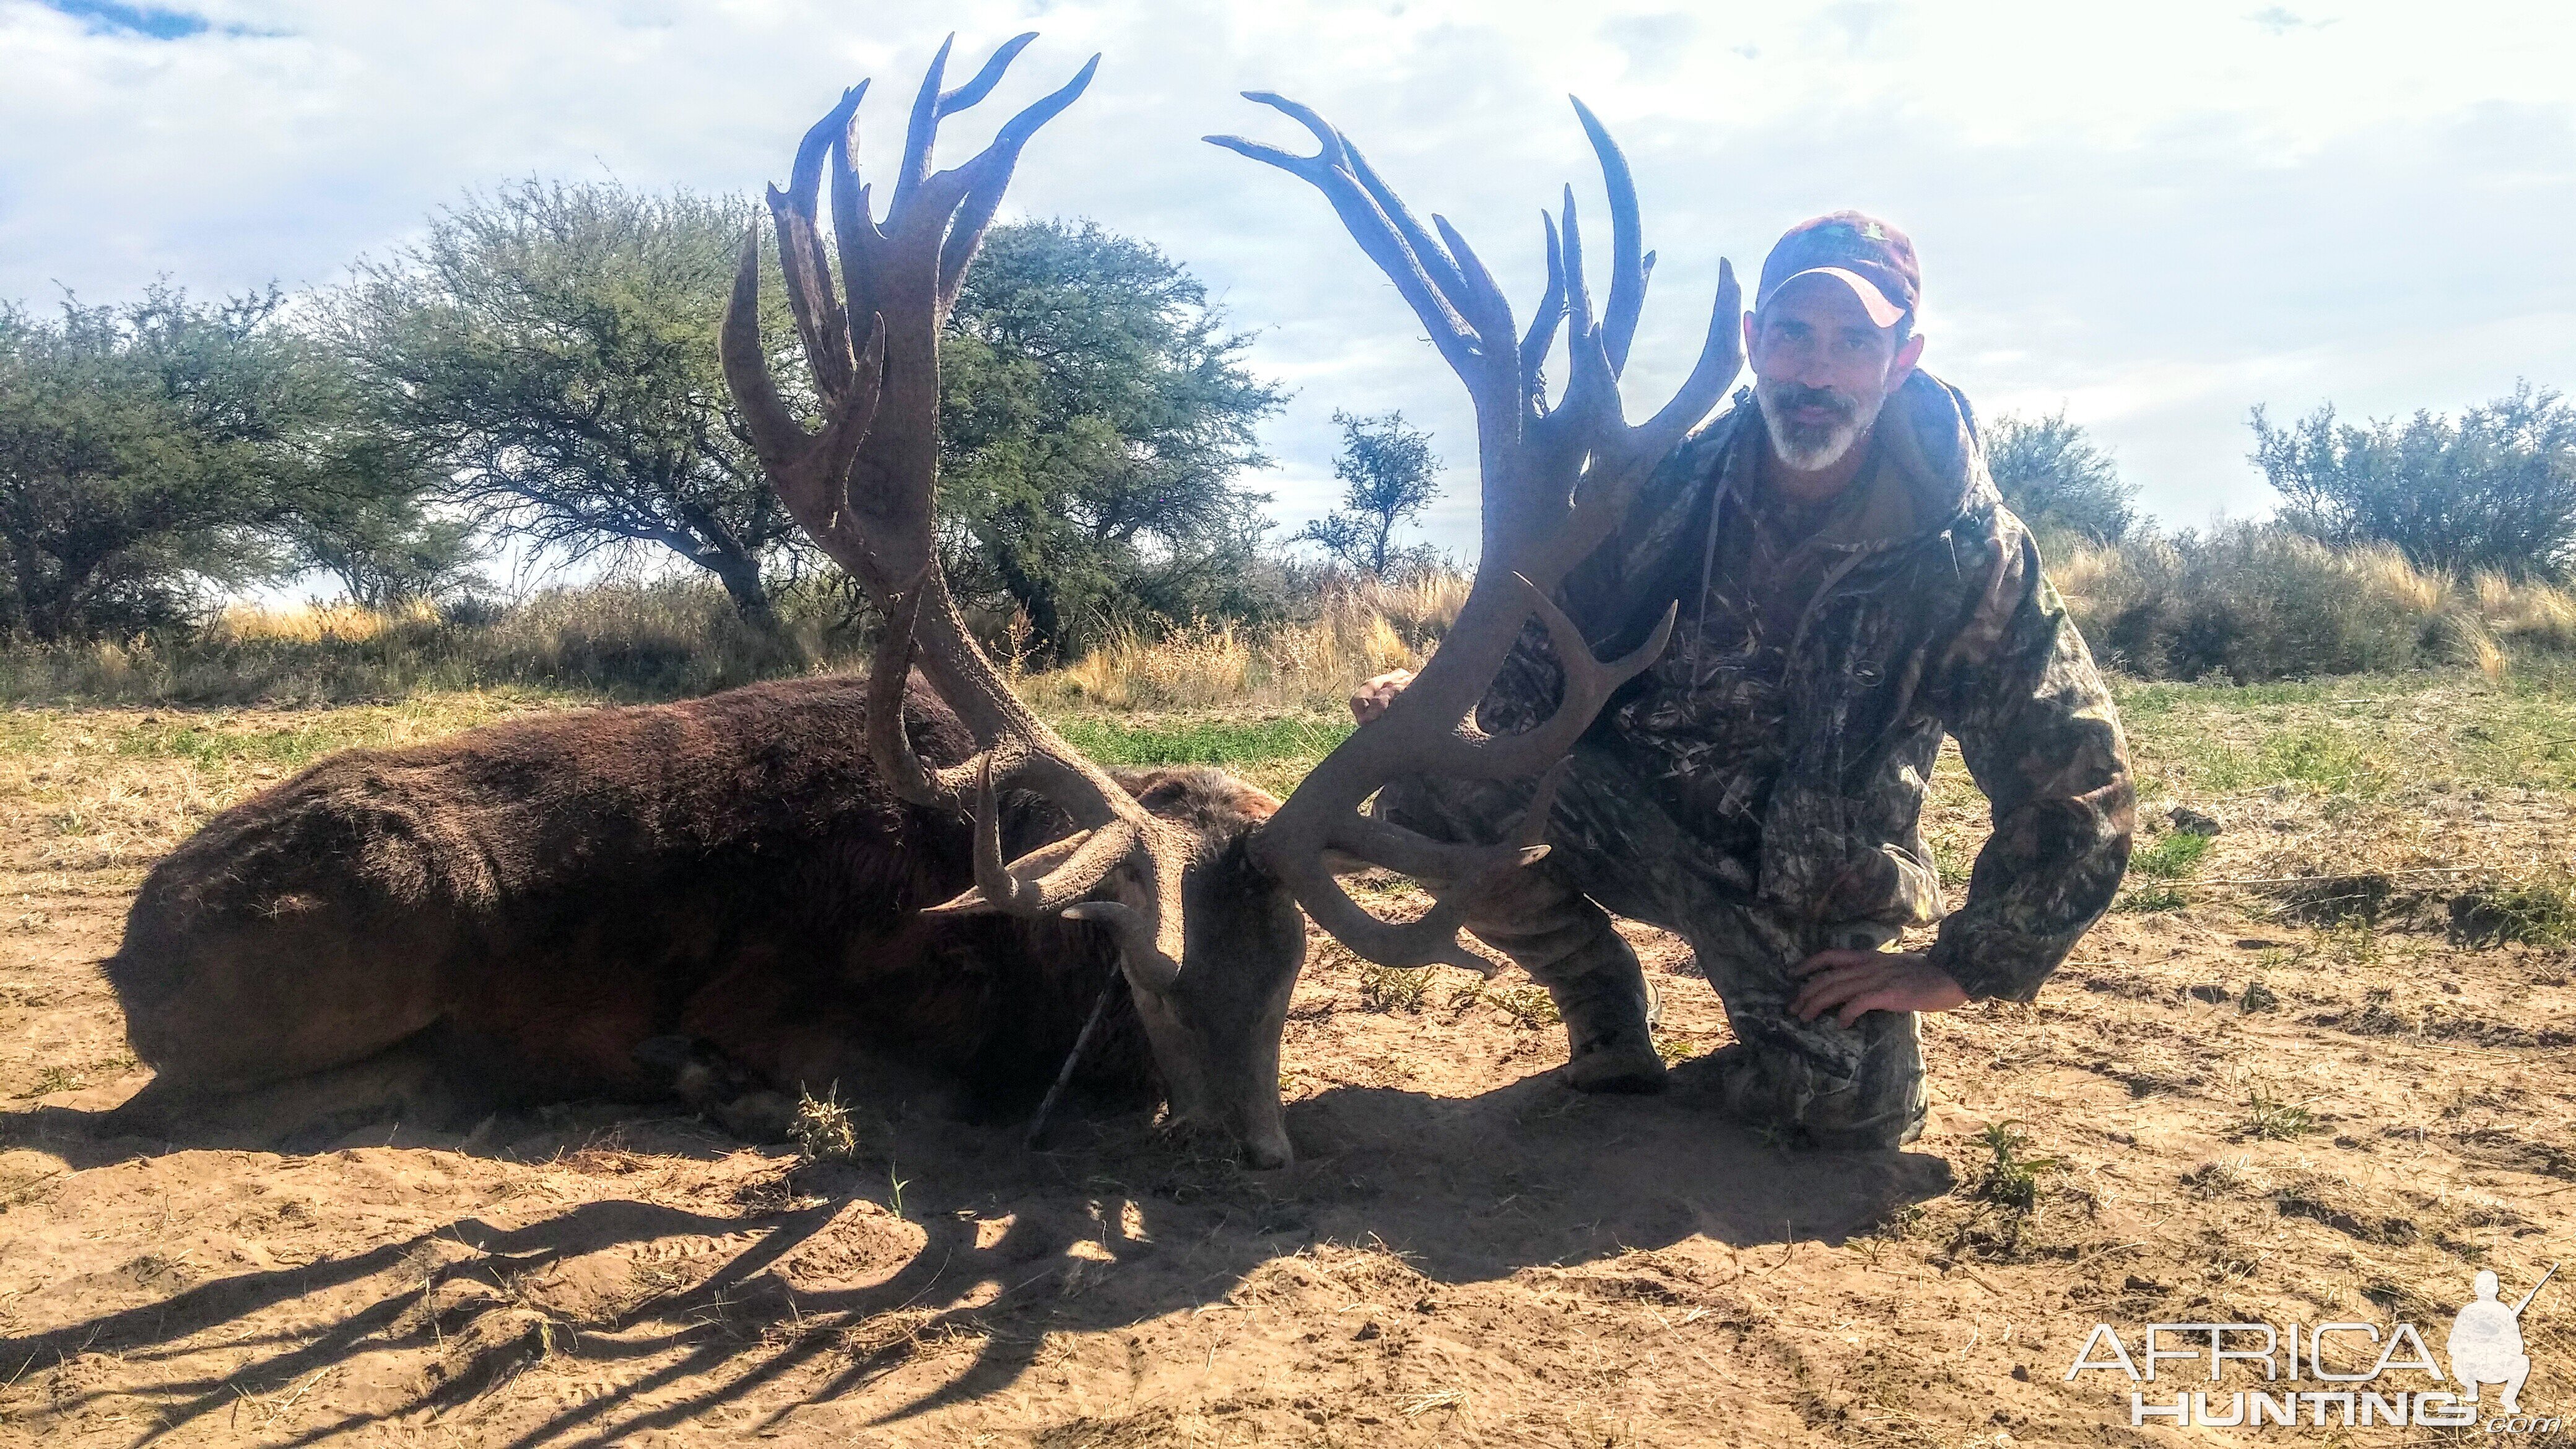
[2130,830,2214,879]
[2195,724,2382,795]
[1047,712,1351,768]
[0,694,560,770]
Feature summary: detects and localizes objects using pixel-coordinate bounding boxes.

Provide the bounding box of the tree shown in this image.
[279,442,484,609]
[2253,383,2576,578]
[1983,410,2137,545]
[0,287,334,640]
[336,180,799,622]
[1293,409,1443,575]
[938,220,1286,658]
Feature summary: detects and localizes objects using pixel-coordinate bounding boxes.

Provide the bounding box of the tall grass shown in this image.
[11,529,2576,709]
[0,581,864,705]
[1017,572,1468,712]
[2053,524,2576,682]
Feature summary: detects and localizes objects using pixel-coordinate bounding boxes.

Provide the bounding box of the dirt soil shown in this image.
[4,703,2574,1446]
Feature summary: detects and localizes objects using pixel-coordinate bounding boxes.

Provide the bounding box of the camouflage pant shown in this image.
[1375,746,1927,1149]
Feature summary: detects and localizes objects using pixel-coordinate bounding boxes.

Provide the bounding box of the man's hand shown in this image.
[1349,669,1416,725]
[1790,948,1969,1027]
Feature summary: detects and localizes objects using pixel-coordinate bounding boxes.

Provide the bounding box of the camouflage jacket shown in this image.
[1484,370,2134,1002]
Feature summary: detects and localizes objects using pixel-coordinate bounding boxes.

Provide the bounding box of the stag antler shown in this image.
[723,38,1196,993]
[1210,95,1744,971]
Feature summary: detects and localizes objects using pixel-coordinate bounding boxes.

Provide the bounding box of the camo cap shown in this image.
[1756,211,1920,330]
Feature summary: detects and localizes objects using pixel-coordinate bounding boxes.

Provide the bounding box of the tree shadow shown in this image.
[2,1056,1951,1447]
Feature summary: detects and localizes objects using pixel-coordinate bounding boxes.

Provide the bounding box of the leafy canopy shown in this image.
[1293,409,1443,577]
[0,287,423,640]
[939,220,1286,658]
[336,180,799,620]
[2254,383,2576,579]
[1983,409,2137,546]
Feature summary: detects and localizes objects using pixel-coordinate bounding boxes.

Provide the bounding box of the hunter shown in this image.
[1355,213,2135,1150]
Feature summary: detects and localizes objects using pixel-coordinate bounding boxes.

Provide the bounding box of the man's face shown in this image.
[1744,274,1925,471]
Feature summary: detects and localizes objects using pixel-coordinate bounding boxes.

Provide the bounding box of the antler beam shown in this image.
[1214,94,1744,970]
[724,38,1196,995]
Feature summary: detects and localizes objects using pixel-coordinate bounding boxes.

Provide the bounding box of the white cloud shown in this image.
[3,0,2572,554]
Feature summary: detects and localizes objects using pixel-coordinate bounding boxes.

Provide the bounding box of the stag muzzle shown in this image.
[1116,871,1305,1170]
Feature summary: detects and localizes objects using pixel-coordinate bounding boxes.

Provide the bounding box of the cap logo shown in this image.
[1860,220,1887,240]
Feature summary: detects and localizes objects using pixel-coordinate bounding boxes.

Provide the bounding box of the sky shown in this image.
[4,0,2573,565]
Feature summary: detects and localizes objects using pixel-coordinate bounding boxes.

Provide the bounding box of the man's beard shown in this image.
[1756,378,1881,471]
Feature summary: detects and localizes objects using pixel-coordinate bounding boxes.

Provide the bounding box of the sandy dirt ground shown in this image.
[3,700,2574,1446]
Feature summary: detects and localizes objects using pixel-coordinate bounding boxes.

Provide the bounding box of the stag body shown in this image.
[106,676,1279,1141]
[103,36,1739,1168]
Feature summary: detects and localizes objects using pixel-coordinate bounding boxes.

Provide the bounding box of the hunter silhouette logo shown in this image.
[2451,1264,2554,1414]
[2065,1262,2560,1430]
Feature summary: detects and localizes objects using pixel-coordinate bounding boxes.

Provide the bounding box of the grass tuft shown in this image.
[2130,830,2214,880]
[790,1084,859,1162]
[2241,1087,2318,1141]
[1357,965,1432,1014]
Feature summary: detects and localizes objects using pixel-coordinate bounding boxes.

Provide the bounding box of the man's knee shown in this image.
[1718,1011,1926,1149]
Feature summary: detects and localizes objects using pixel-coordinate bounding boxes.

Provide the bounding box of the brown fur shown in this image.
[102,676,1263,1140]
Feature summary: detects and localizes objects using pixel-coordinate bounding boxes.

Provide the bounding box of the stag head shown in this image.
[724,39,1739,1169]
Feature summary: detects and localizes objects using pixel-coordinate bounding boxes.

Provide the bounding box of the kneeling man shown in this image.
[1359,214,2135,1149]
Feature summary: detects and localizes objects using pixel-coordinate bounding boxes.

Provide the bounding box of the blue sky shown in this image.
[4,0,2572,565]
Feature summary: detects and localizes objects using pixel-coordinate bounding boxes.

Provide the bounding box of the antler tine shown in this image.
[719,232,883,533]
[1416,581,1676,780]
[890,33,956,214]
[827,107,882,363]
[1428,214,1516,378]
[1637,256,1743,449]
[939,53,1102,305]
[938,31,1035,116]
[1276,762,1570,973]
[764,85,864,405]
[1517,211,1567,407]
[1204,96,1480,375]
[1569,97,1647,376]
[1557,185,1595,346]
[1337,137,1477,330]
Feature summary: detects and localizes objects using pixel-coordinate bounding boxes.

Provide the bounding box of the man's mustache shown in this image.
[1765,382,1860,421]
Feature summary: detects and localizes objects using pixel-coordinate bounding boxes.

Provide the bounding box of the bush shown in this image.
[1985,410,2138,544]
[2252,382,2576,580]
[2055,524,2488,680]
[0,579,866,706]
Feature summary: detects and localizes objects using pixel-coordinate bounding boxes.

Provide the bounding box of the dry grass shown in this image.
[1019,573,1466,713]
[2053,527,2576,682]
[0,581,855,706]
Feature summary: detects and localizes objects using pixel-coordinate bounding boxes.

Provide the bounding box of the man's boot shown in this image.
[1471,888,1666,1095]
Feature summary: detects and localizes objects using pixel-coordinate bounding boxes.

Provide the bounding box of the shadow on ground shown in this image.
[1,1057,1949,1447]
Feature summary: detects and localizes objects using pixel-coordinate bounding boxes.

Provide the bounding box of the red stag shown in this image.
[103,37,1741,1168]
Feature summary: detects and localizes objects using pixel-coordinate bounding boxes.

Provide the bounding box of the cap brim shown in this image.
[1771,266,1908,329]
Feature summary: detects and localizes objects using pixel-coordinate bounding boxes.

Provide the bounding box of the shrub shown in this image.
[2056,525,2484,681]
[2252,382,2576,580]
[1985,410,2138,544]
